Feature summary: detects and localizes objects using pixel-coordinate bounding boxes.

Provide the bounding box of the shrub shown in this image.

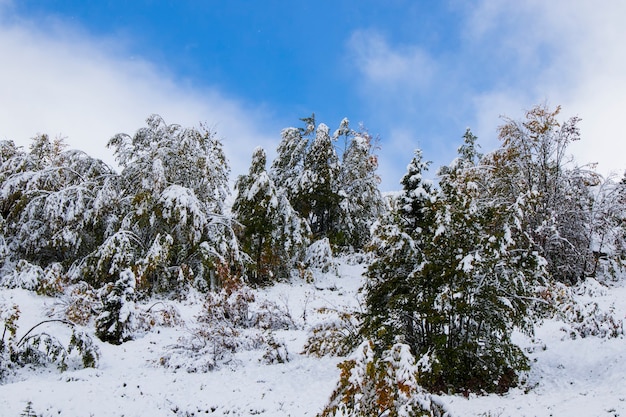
[303,307,360,357]
[1,299,99,382]
[95,269,138,344]
[319,340,440,417]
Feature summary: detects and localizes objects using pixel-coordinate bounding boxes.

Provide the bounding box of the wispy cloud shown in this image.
[0,3,276,182]
[467,0,626,176]
[346,30,457,188]
[348,1,626,187]
[348,31,437,93]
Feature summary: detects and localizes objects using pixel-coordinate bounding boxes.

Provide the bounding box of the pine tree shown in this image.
[336,123,385,249]
[362,147,436,351]
[234,147,276,284]
[363,131,543,394]
[398,148,434,236]
[95,269,137,345]
[234,147,310,285]
[300,123,341,238]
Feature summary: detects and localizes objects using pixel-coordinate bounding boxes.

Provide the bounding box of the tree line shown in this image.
[1,105,625,413]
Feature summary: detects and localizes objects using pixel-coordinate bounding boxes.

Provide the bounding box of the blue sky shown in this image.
[1,1,625,191]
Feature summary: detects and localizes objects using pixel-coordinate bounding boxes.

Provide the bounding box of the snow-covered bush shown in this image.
[0,260,43,290]
[320,340,438,417]
[136,302,182,330]
[0,300,20,381]
[261,332,289,364]
[561,301,623,339]
[305,238,337,275]
[2,298,99,382]
[160,324,255,373]
[199,277,255,329]
[58,282,98,326]
[159,276,294,372]
[159,275,257,372]
[36,263,66,296]
[16,329,100,372]
[536,279,623,339]
[303,307,360,357]
[252,299,297,331]
[95,269,138,344]
[1,261,68,296]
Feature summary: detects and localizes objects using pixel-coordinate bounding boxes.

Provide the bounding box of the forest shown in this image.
[0,104,625,416]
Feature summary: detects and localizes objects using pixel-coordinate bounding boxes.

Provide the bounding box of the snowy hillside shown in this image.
[1,257,624,417]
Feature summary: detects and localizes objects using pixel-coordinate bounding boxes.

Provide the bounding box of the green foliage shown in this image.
[1,301,20,357]
[319,341,433,417]
[270,116,383,250]
[95,269,137,344]
[233,147,309,285]
[362,129,543,394]
[0,134,116,268]
[336,125,385,250]
[300,123,341,238]
[68,329,100,369]
[302,307,360,357]
[2,299,99,381]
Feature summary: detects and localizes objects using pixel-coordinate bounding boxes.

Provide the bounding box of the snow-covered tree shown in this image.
[233,147,309,285]
[0,135,116,269]
[398,148,434,237]
[300,123,341,238]
[491,105,593,284]
[335,123,385,249]
[362,146,438,352]
[320,340,435,417]
[103,115,239,293]
[270,125,309,207]
[585,174,626,278]
[270,116,385,250]
[95,269,138,344]
[363,131,543,393]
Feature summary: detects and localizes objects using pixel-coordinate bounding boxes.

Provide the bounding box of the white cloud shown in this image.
[348,1,626,189]
[348,30,437,94]
[346,31,447,190]
[466,0,626,176]
[0,5,276,183]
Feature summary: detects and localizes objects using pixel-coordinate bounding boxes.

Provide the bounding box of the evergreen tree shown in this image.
[270,116,385,249]
[336,123,385,249]
[300,123,341,238]
[398,148,434,236]
[363,131,543,393]
[95,268,137,344]
[233,147,309,285]
[269,120,310,209]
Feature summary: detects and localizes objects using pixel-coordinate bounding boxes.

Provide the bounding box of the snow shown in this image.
[1,259,626,416]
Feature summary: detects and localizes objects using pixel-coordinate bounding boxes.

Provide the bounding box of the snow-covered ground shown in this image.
[1,259,625,416]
